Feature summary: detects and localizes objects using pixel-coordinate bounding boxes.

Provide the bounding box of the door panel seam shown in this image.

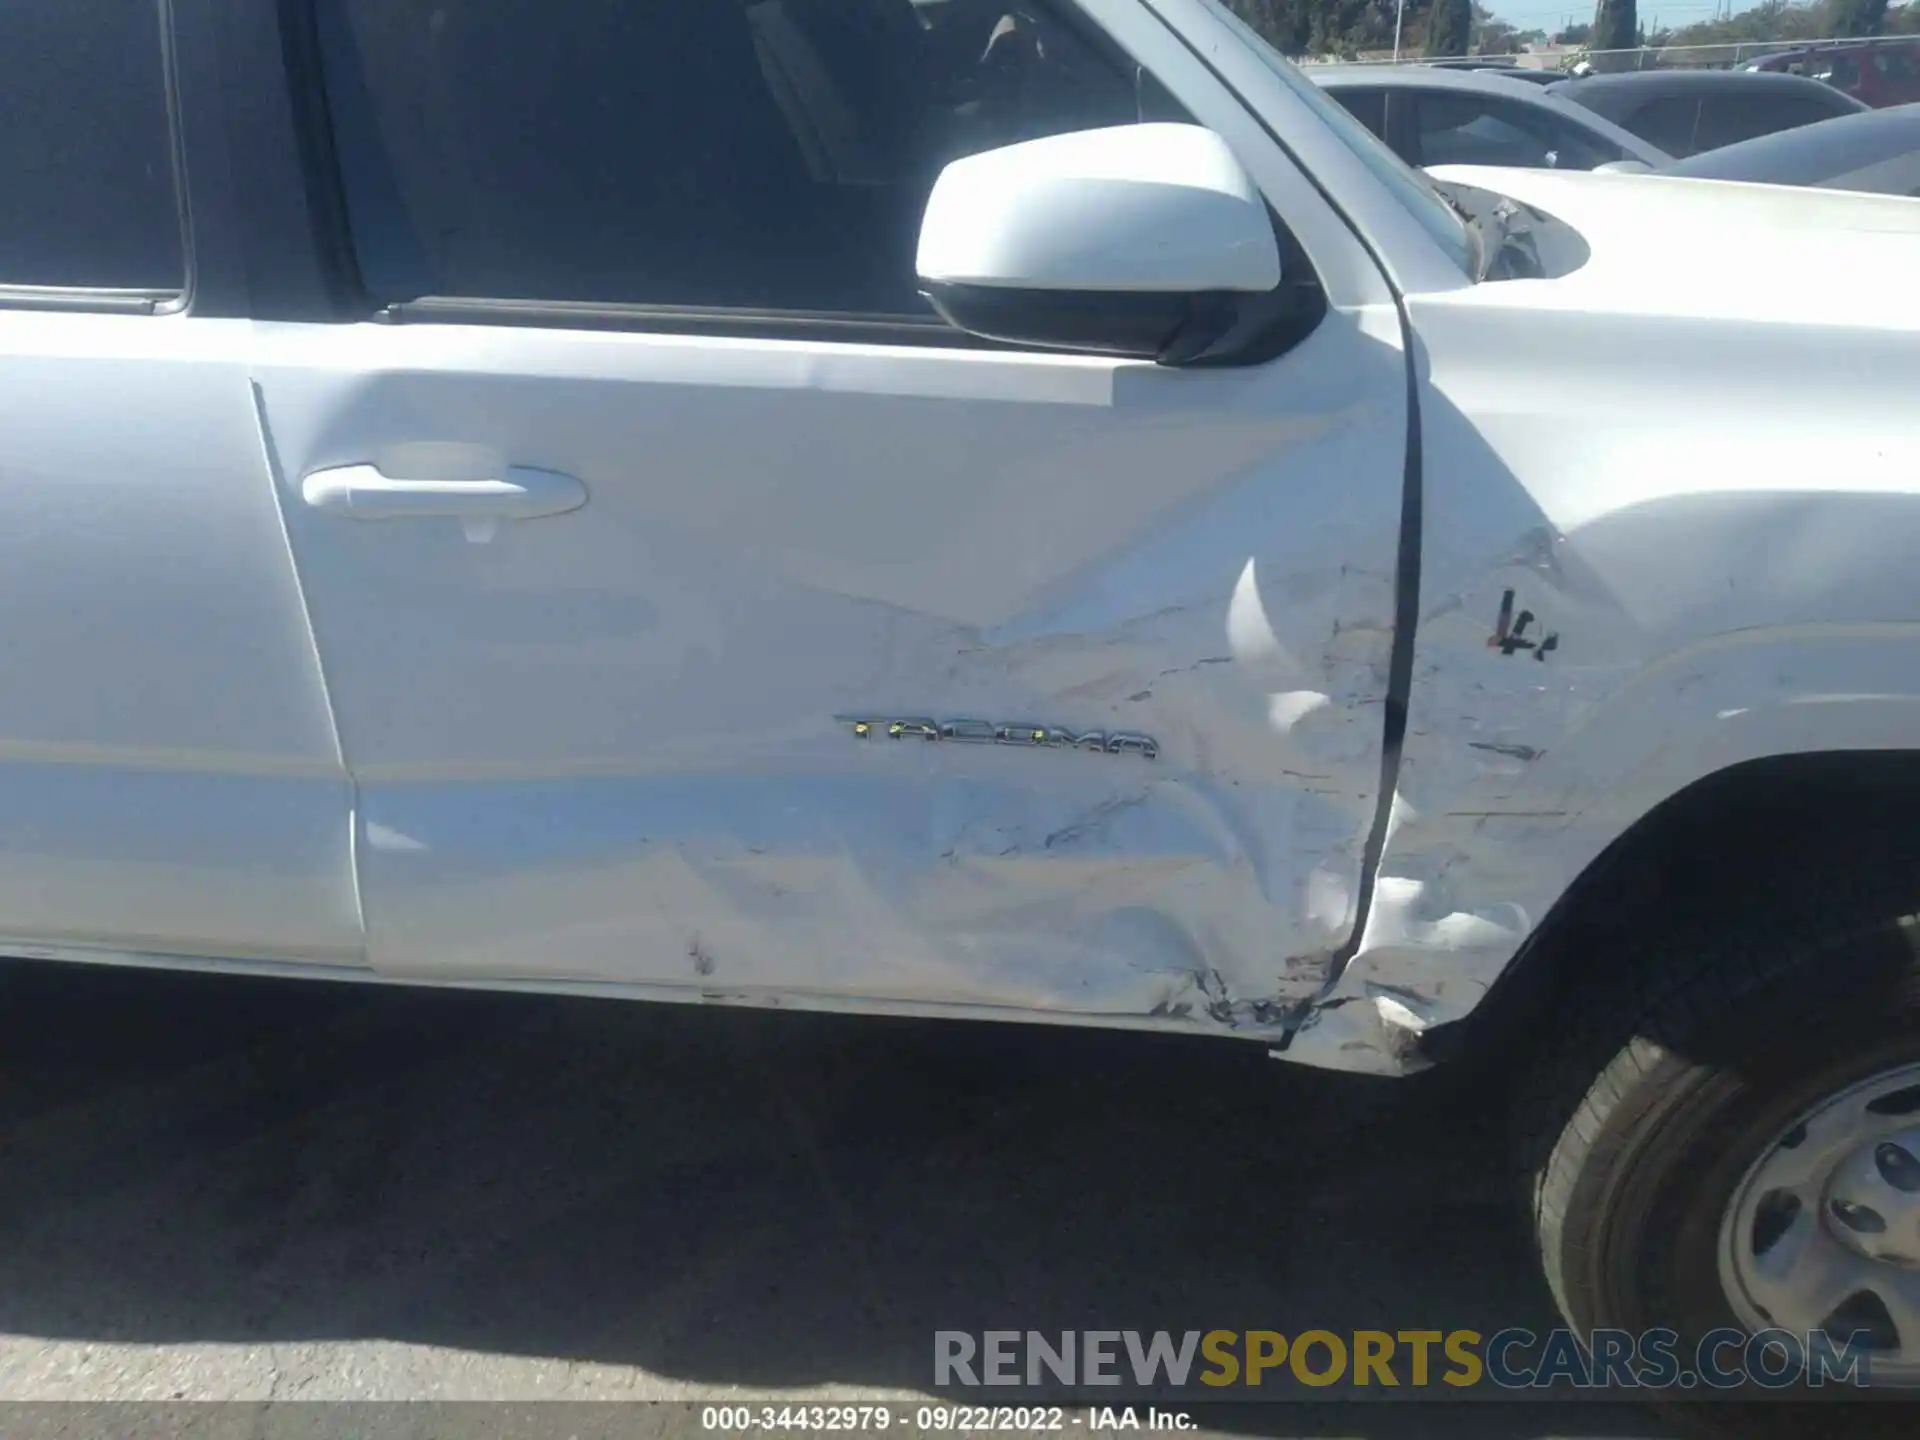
[248,376,368,958]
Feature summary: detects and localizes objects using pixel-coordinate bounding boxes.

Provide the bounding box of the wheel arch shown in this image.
[1417,747,1920,1070]
[1278,603,1920,1076]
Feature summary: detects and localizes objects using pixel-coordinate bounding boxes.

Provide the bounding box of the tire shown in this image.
[1518,840,1920,1436]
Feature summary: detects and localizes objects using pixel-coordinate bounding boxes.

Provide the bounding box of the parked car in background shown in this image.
[1479,68,1565,87]
[1745,41,1920,109]
[1654,102,1920,197]
[1550,68,1871,157]
[1311,65,1670,170]
[1423,58,1564,85]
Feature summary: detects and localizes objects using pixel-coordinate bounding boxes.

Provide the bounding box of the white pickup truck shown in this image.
[6,0,1920,1405]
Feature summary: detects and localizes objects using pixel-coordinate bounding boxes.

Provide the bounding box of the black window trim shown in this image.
[0,285,180,316]
[0,0,196,315]
[374,296,1015,350]
[274,0,369,317]
[274,0,1313,357]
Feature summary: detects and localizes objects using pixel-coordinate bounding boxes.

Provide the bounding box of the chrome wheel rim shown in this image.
[1718,1060,1920,1384]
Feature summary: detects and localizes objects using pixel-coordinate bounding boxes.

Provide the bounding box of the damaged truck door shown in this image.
[251,0,1413,1029]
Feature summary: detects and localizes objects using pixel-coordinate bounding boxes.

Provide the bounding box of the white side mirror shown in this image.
[915,124,1289,364]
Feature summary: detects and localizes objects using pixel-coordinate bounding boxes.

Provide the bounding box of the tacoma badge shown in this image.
[834,716,1158,760]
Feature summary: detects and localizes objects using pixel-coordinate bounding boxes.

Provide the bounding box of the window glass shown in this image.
[1621,96,1701,156]
[1693,95,1845,153]
[0,0,185,292]
[1825,154,1920,197]
[318,0,1186,316]
[1414,94,1620,170]
[1184,0,1474,274]
[1665,110,1917,188]
[1329,87,1390,143]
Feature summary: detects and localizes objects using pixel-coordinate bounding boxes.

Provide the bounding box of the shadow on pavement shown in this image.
[0,959,1673,1436]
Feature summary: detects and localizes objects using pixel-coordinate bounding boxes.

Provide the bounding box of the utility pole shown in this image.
[1394,0,1405,60]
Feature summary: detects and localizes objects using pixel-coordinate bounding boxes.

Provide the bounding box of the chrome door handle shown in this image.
[300,464,587,521]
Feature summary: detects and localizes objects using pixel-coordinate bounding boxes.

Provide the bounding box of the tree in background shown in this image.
[1475,3,1528,51]
[1231,0,1311,52]
[1660,0,1918,45]
[1428,0,1473,52]
[1311,0,1386,53]
[1661,0,1819,42]
[1218,0,1559,56]
[1224,0,1442,56]
[1591,0,1639,50]
[1826,0,1890,32]
[1224,0,1917,55]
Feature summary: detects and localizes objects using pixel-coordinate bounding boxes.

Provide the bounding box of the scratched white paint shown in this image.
[0,0,1424,1038]
[8,3,1920,1078]
[253,305,1406,1025]
[1287,165,1920,1073]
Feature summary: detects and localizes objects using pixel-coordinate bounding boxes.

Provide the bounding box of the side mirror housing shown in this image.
[915,124,1290,365]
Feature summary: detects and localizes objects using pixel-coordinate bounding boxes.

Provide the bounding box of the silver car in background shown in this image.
[1307,64,1671,172]
[1658,101,1920,197]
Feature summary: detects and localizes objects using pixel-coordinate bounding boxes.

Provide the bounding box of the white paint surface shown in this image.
[917,123,1283,293]
[252,304,1407,1027]
[0,314,357,963]
[1287,164,1920,1071]
[2,2,1917,1076]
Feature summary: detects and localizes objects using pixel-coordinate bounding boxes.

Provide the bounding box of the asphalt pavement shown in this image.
[0,957,1677,1438]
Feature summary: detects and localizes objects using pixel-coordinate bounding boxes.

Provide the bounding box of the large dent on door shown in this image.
[360,446,1400,1033]
[1284,299,1920,1075]
[317,313,1412,1033]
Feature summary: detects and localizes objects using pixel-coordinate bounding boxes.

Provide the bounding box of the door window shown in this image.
[1329,87,1390,143]
[315,0,1185,318]
[1692,94,1847,153]
[0,0,185,294]
[1820,52,1862,91]
[1412,93,1621,170]
[1620,96,1701,156]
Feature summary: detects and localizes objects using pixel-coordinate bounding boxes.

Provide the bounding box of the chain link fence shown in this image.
[1312,32,1920,74]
